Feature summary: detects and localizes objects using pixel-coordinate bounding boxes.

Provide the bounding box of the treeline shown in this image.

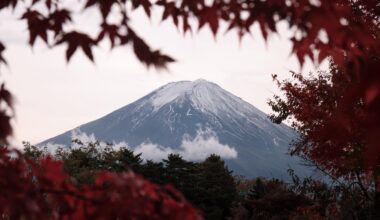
[234,171,373,219]
[24,140,237,220]
[24,141,374,220]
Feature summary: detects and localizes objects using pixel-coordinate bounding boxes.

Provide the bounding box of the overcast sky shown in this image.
[0,3,325,146]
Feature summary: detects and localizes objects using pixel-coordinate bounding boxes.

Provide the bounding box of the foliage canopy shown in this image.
[0,0,379,218]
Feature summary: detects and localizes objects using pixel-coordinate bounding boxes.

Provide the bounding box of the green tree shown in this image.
[197,154,237,220]
[100,145,143,173]
[246,178,267,200]
[141,160,166,185]
[57,141,101,185]
[163,154,200,200]
[23,141,44,161]
[54,140,143,185]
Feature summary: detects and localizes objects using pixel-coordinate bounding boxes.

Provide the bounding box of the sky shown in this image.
[0,2,326,146]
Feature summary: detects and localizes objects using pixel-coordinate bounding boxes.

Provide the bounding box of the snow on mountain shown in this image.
[146,79,264,117]
[39,79,308,179]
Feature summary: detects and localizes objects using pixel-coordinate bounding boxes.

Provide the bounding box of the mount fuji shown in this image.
[40,79,308,179]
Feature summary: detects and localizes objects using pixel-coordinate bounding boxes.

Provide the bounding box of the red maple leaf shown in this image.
[56,31,96,62]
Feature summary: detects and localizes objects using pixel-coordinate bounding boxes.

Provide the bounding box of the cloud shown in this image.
[134,128,238,161]
[38,128,237,161]
[180,132,237,160]
[40,129,130,155]
[71,129,97,146]
[134,143,174,162]
[111,141,130,151]
[43,142,63,155]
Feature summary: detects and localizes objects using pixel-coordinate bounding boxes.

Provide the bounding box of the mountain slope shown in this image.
[40,79,307,178]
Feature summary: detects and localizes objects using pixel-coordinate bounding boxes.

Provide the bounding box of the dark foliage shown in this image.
[268,63,377,218]
[24,140,377,219]
[24,141,238,220]
[232,171,374,220]
[0,145,201,219]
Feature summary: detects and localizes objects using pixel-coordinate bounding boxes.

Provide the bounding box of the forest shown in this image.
[21,135,375,220]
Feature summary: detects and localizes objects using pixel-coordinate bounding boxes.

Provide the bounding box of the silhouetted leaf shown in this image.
[56,31,96,62]
[21,10,50,46]
[0,42,6,65]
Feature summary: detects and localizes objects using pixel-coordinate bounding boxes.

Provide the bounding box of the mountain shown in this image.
[40,79,308,179]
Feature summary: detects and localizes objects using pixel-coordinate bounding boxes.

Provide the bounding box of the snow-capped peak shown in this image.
[193,78,209,84]
[147,79,216,111]
[143,79,264,118]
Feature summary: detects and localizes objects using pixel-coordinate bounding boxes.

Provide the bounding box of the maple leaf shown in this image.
[0,84,13,109]
[291,37,314,67]
[0,0,18,10]
[0,42,6,65]
[38,157,67,184]
[182,15,191,33]
[128,28,175,68]
[0,112,11,144]
[56,31,96,62]
[21,10,50,46]
[48,9,72,37]
[365,84,380,105]
[132,0,152,17]
[159,1,180,27]
[84,0,118,19]
[199,6,219,36]
[0,84,13,144]
[97,23,122,47]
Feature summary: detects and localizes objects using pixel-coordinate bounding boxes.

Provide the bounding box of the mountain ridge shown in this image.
[40,79,307,179]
